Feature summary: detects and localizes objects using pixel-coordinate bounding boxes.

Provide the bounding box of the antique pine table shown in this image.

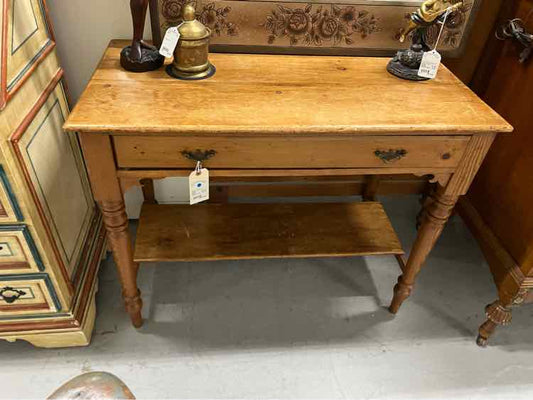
[64,40,512,329]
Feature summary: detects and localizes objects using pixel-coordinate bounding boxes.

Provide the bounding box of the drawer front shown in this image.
[0,274,60,316]
[0,166,23,223]
[0,226,44,275]
[114,136,470,169]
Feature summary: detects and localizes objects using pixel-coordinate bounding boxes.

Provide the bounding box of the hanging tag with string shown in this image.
[159,23,184,58]
[189,161,210,205]
[418,8,452,79]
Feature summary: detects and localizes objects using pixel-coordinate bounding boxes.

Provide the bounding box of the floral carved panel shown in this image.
[264,5,381,46]
[156,0,479,55]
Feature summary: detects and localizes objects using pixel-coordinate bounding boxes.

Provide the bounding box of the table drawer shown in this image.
[0,274,60,316]
[114,136,470,169]
[0,226,44,275]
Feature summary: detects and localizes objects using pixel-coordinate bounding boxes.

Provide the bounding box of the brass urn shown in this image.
[166,4,215,80]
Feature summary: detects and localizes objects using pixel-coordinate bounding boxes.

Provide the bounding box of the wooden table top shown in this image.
[64,40,512,136]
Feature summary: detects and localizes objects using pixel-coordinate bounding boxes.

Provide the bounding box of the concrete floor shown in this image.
[1,196,532,399]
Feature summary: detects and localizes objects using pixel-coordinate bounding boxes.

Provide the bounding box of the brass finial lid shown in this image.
[178,4,210,40]
[183,4,195,21]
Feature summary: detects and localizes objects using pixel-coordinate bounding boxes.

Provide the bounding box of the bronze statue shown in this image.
[120,0,164,72]
[387,0,463,81]
[400,0,463,43]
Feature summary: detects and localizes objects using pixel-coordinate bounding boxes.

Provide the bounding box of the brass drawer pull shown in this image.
[181,149,217,163]
[0,286,26,304]
[374,149,407,163]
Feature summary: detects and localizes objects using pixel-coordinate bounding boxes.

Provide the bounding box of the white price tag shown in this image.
[189,167,209,205]
[418,50,442,80]
[159,26,180,58]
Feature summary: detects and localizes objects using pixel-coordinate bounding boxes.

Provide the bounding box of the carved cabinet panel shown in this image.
[155,0,480,55]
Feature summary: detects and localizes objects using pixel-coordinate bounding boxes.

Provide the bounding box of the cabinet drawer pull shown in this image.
[181,149,217,163]
[0,286,26,304]
[374,149,407,163]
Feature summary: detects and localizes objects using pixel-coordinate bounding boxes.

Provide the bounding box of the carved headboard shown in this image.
[152,0,480,56]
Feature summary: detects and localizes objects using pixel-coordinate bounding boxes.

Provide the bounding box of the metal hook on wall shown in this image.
[496,14,533,63]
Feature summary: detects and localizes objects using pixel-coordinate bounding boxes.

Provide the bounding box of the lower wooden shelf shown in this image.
[134,202,404,262]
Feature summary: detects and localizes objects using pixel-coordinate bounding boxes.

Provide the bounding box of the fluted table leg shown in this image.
[476,300,512,347]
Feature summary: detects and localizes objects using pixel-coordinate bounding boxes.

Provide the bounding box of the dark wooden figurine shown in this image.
[121,0,164,72]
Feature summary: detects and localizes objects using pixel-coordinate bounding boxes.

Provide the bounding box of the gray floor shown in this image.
[1,196,532,399]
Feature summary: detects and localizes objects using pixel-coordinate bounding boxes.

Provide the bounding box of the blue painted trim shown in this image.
[25,98,92,265]
[21,286,36,300]
[25,99,70,261]
[0,242,14,257]
[7,0,54,91]
[0,272,61,312]
[0,311,70,321]
[6,39,52,91]
[11,0,39,55]
[36,0,52,38]
[0,165,24,221]
[21,226,45,271]
[0,225,44,271]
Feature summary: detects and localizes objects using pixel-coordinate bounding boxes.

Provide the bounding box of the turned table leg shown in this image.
[79,133,143,328]
[389,186,459,314]
[101,201,143,327]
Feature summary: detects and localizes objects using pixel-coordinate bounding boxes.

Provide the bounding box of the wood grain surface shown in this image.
[134,202,404,262]
[64,40,512,136]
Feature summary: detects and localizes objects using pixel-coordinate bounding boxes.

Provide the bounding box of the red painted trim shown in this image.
[10,68,62,141]
[6,42,56,103]
[0,236,33,271]
[0,261,30,271]
[0,318,79,333]
[72,211,100,288]
[59,68,73,109]
[73,219,105,322]
[0,202,7,217]
[1,0,57,109]
[0,303,50,312]
[9,69,74,296]
[0,0,8,110]
[40,0,55,42]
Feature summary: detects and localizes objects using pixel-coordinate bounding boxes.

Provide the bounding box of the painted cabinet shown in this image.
[0,0,105,347]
